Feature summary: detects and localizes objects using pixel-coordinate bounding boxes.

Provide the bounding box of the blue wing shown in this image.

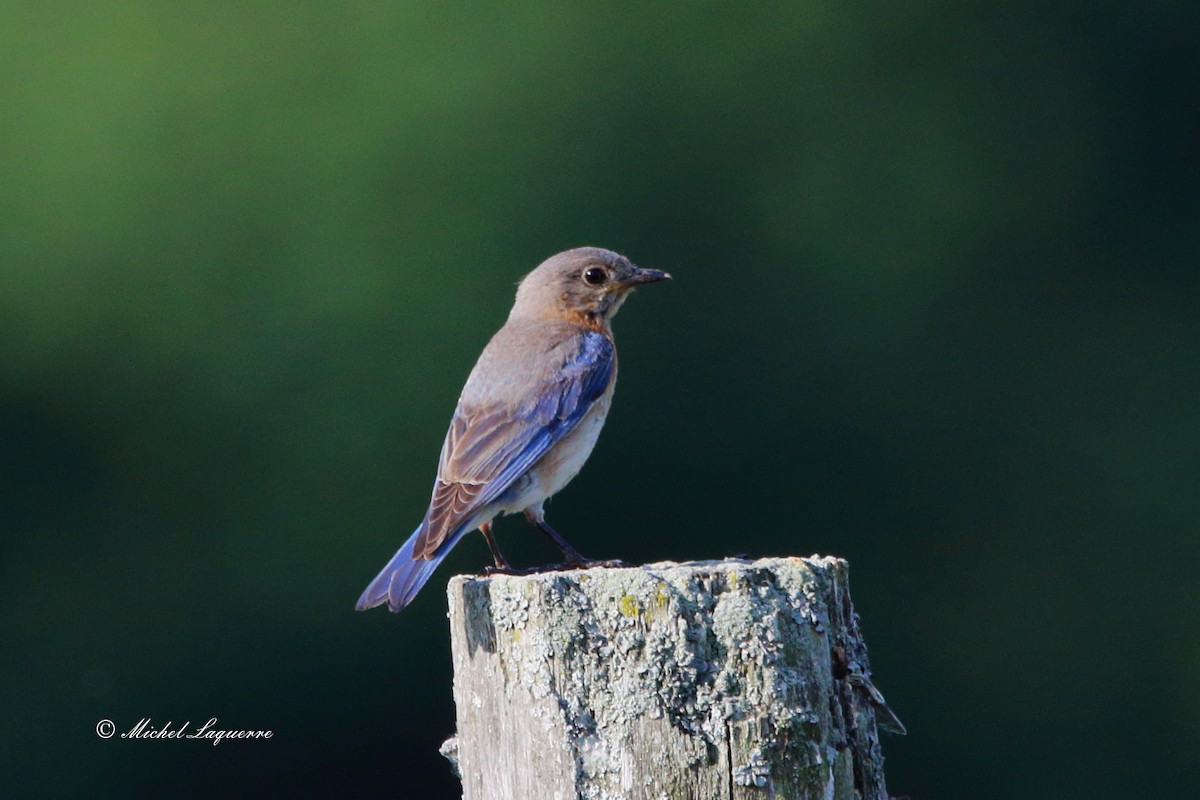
[356,330,614,612]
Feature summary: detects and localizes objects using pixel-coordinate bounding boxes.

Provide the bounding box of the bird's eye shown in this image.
[582,267,607,286]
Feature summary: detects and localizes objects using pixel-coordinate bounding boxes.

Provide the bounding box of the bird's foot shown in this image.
[479,564,537,577]
[479,559,630,578]
[542,558,630,572]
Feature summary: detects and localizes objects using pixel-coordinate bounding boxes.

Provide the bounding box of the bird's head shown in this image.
[511,247,671,330]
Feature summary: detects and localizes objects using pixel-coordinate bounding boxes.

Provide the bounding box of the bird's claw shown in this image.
[480,564,535,577]
[543,558,630,572]
[478,558,629,578]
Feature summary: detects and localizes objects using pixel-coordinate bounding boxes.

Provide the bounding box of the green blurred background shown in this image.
[2,2,1197,797]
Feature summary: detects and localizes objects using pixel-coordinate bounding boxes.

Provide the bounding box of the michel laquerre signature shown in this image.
[95,717,273,745]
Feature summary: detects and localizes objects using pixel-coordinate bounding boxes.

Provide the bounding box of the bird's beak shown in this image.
[624,267,672,286]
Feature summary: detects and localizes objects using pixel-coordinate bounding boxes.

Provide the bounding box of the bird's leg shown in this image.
[499,508,628,572]
[522,510,627,571]
[479,522,517,573]
[531,517,588,564]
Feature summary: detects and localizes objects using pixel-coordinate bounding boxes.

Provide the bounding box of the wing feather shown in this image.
[413,330,614,558]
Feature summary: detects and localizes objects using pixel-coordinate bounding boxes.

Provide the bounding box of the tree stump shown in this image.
[445,556,902,800]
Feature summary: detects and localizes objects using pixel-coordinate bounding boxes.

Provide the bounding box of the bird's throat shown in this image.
[562,308,612,336]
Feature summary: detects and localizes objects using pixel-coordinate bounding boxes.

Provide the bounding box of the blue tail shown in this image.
[356,525,465,612]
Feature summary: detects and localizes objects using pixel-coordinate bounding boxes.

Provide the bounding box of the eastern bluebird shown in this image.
[356,247,670,612]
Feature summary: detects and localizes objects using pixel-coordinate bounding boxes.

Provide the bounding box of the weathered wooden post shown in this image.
[444,556,903,800]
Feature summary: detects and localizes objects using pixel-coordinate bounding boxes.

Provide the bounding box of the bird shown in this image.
[356,247,671,613]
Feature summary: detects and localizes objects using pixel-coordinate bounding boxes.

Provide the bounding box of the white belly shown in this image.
[498,391,612,514]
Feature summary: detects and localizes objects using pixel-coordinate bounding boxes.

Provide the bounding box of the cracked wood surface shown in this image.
[446,557,897,800]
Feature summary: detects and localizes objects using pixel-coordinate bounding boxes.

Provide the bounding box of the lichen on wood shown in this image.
[446,556,900,800]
